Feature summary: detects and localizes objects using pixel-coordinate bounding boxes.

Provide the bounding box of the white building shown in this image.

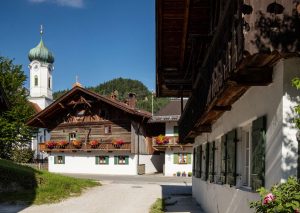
[148,99,193,177]
[28,27,54,160]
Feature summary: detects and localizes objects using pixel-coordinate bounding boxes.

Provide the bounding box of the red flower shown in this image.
[89,140,99,147]
[45,141,57,149]
[112,139,124,145]
[262,193,275,205]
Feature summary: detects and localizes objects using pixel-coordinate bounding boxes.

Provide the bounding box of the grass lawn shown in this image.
[0,159,100,205]
[149,198,165,213]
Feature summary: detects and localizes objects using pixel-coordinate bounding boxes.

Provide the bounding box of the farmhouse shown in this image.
[26,84,162,175]
[155,0,300,212]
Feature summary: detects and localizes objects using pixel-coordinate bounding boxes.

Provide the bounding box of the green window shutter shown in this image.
[221,136,226,184]
[187,153,192,164]
[125,156,129,165]
[173,153,179,164]
[209,141,215,182]
[62,156,65,164]
[54,156,57,164]
[251,116,266,190]
[204,143,210,181]
[199,145,202,178]
[95,156,99,165]
[174,126,179,136]
[114,156,118,165]
[105,156,109,165]
[226,129,237,186]
[192,148,196,174]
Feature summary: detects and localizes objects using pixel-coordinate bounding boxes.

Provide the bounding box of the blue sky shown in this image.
[0,0,155,92]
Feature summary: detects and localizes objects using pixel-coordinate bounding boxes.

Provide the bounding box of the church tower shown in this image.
[28,25,54,110]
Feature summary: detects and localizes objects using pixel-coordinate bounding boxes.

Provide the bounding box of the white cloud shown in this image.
[28,0,84,8]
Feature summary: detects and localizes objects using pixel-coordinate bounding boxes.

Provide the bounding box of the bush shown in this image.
[11,147,34,163]
[250,177,300,212]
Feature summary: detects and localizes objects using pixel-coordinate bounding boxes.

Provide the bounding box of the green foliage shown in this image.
[250,177,300,213]
[0,159,99,204]
[0,57,36,160]
[292,77,300,129]
[11,147,34,163]
[150,198,165,213]
[53,77,170,113]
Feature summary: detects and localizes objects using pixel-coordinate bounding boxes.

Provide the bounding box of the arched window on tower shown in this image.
[34,75,38,87]
[48,77,51,89]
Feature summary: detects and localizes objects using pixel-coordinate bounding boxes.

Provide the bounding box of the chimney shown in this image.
[128,92,137,108]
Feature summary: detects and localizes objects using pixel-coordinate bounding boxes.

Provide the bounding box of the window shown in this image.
[173,126,179,136]
[174,153,191,164]
[54,156,65,164]
[34,75,38,86]
[48,77,51,89]
[69,133,76,141]
[114,156,129,165]
[95,156,109,165]
[104,125,111,134]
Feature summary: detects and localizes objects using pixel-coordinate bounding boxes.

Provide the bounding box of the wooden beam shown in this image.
[59,103,65,109]
[37,118,46,127]
[179,0,190,67]
[212,105,232,111]
[195,124,212,133]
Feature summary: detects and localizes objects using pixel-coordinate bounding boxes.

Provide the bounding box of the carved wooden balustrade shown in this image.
[152,136,192,151]
[39,141,131,152]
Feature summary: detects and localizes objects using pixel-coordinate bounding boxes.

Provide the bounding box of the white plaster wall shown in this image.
[165,121,177,136]
[164,148,193,176]
[49,152,138,175]
[192,58,300,213]
[139,154,164,174]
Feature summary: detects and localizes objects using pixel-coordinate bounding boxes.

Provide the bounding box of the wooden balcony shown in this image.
[39,141,131,152]
[152,136,192,151]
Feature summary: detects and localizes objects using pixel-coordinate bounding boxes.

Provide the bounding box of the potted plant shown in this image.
[72,140,82,148]
[176,171,181,177]
[112,139,124,148]
[182,171,187,177]
[89,140,99,148]
[155,134,170,145]
[188,172,192,177]
[57,140,68,148]
[45,141,57,149]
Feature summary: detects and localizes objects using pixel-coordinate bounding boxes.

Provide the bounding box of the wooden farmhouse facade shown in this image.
[156,0,300,212]
[27,85,163,175]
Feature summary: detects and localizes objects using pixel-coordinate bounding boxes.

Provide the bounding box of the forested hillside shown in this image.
[53,78,169,113]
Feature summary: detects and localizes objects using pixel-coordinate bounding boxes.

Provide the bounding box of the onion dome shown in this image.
[28,38,54,63]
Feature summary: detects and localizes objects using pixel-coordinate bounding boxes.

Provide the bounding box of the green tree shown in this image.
[292,77,300,129]
[0,57,36,160]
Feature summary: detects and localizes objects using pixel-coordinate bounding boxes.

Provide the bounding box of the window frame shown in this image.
[95,156,109,165]
[104,125,112,134]
[69,132,77,141]
[242,125,252,188]
[114,155,129,165]
[34,75,38,87]
[54,156,65,164]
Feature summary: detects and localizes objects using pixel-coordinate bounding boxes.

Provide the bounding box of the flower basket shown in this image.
[57,140,68,149]
[112,139,124,149]
[72,140,82,148]
[89,140,100,148]
[45,141,57,149]
[155,135,169,145]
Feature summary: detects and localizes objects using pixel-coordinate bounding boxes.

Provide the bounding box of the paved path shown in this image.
[0,174,204,213]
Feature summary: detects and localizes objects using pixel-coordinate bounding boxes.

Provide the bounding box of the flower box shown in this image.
[57,140,68,148]
[155,135,170,145]
[89,140,99,148]
[112,139,124,148]
[72,140,82,148]
[45,141,57,149]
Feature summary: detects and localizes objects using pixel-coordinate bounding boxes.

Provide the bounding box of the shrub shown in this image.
[250,177,300,212]
[11,147,34,163]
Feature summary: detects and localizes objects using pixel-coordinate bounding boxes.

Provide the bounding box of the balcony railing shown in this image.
[39,141,131,152]
[152,136,192,149]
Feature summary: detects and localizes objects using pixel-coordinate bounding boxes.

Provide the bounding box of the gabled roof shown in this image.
[149,99,187,123]
[26,86,151,128]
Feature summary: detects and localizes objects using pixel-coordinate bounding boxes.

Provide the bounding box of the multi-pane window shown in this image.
[114,156,129,165]
[174,153,191,164]
[95,156,109,165]
[104,125,111,134]
[69,133,76,141]
[54,156,65,164]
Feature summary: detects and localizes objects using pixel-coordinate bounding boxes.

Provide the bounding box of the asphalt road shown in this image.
[0,174,203,213]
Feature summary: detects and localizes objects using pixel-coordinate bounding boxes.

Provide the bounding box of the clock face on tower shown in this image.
[33,64,39,71]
